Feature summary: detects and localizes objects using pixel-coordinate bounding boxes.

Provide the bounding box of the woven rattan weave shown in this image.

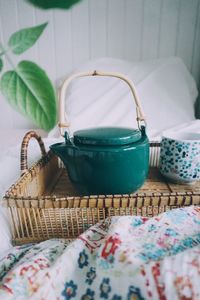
[3,131,200,245]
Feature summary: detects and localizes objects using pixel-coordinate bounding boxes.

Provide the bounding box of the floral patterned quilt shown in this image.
[0,206,200,300]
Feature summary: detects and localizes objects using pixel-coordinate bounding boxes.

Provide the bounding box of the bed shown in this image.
[0,207,200,299]
[0,56,200,299]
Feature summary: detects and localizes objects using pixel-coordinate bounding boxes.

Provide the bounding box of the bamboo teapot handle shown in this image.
[58,70,146,136]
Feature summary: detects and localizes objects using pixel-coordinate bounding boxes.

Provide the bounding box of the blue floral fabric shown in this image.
[0,206,199,299]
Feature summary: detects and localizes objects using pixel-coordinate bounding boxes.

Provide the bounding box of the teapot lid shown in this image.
[73,127,142,146]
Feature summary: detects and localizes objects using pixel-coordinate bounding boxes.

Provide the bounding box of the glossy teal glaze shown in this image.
[50,127,149,195]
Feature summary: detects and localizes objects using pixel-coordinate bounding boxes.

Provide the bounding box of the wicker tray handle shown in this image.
[21,131,46,175]
[58,70,146,136]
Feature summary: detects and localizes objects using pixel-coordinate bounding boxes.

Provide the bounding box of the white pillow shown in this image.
[51,57,198,139]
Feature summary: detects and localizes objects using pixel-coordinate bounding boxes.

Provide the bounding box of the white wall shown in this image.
[0,0,200,129]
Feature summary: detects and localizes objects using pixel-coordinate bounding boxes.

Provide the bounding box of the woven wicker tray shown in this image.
[3,131,200,245]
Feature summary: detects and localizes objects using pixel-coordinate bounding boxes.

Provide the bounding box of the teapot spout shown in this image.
[50,142,79,186]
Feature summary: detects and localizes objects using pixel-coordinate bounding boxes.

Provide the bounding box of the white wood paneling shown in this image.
[142,0,162,60]
[176,0,199,71]
[158,0,180,57]
[71,0,90,68]
[0,1,13,129]
[107,0,126,58]
[192,0,200,86]
[89,0,107,59]
[0,0,200,129]
[125,0,144,61]
[53,9,73,81]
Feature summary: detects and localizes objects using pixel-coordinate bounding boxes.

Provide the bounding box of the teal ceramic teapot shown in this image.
[50,70,149,195]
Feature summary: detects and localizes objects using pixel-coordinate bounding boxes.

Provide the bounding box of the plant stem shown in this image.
[0,42,5,57]
[0,40,15,69]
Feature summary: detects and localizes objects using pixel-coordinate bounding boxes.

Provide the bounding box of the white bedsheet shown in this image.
[0,120,200,255]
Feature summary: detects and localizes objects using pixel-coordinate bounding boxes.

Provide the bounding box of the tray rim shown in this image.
[3,142,200,204]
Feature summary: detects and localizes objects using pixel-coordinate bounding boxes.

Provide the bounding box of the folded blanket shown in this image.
[0,206,199,299]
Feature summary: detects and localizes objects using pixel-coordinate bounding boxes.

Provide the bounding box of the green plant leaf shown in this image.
[8,23,48,55]
[26,0,81,9]
[0,59,3,72]
[0,60,57,130]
